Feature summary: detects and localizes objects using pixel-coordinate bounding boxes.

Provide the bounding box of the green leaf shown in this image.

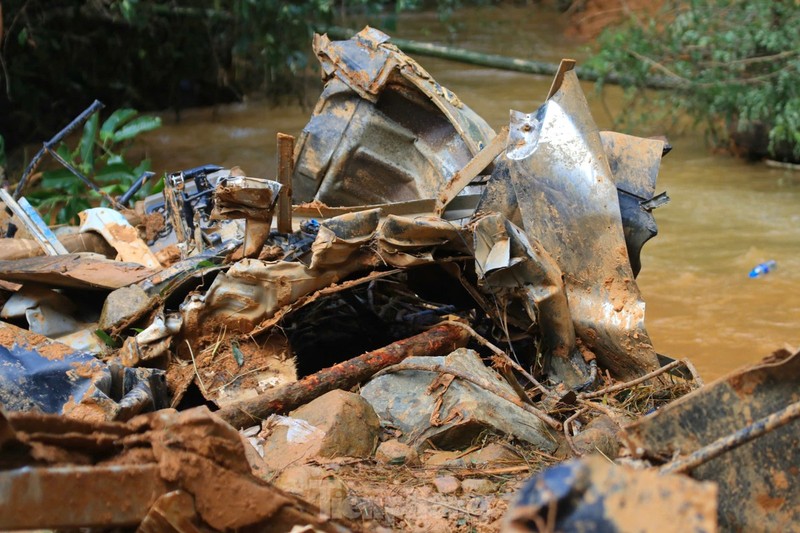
[79,113,99,171]
[17,28,28,46]
[99,108,138,142]
[231,340,245,367]
[95,162,136,184]
[112,115,162,143]
[95,329,121,348]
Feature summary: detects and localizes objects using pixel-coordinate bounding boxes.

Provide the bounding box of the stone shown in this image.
[432,475,461,494]
[376,439,420,466]
[571,415,624,458]
[361,349,557,452]
[461,442,524,467]
[99,285,151,330]
[273,465,352,520]
[260,389,381,470]
[461,478,496,495]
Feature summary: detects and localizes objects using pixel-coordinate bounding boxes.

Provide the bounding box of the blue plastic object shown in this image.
[749,260,777,278]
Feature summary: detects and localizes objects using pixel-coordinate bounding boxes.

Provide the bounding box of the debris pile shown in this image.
[1,27,797,532]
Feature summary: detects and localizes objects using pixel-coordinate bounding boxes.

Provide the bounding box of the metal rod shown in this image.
[0,188,68,255]
[13,100,105,199]
[660,400,800,475]
[118,171,155,206]
[45,147,125,210]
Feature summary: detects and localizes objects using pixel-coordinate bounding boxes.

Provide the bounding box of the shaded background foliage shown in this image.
[587,0,800,161]
[1,0,798,161]
[0,0,467,151]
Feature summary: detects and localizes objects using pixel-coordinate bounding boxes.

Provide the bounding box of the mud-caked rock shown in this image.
[260,389,381,470]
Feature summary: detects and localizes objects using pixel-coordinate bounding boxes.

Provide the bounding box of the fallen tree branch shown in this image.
[579,358,686,399]
[441,320,553,398]
[217,323,470,429]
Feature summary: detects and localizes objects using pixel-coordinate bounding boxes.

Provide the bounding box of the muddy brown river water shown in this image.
[139,5,800,380]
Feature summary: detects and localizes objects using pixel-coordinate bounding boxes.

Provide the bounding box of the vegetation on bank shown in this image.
[587,0,800,161]
[0,0,466,152]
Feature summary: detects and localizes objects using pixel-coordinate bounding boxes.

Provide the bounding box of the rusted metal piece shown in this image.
[661,399,800,475]
[503,63,660,381]
[0,464,166,530]
[293,27,495,207]
[277,133,295,233]
[0,253,156,290]
[217,322,470,429]
[13,100,105,199]
[211,175,281,258]
[626,348,800,530]
[435,127,508,216]
[502,456,718,533]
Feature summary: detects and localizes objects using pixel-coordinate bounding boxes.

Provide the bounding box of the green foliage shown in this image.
[0,1,478,150]
[588,0,800,161]
[28,109,162,225]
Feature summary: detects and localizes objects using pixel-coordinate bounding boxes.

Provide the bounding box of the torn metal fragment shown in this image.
[293,26,496,207]
[503,64,659,380]
[79,207,162,268]
[0,321,168,421]
[625,348,800,530]
[502,455,717,532]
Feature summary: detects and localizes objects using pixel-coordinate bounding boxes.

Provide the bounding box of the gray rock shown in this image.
[361,349,558,452]
[99,285,151,330]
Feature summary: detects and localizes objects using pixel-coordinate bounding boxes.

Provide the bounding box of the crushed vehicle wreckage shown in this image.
[0,27,797,532]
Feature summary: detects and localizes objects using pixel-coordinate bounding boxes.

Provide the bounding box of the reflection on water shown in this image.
[140,5,800,379]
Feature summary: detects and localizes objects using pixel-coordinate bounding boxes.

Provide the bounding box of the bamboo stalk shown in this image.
[321,27,683,90]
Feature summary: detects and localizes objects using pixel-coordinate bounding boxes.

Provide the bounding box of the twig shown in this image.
[379,362,562,431]
[416,498,482,518]
[563,408,587,457]
[442,320,552,397]
[456,465,530,476]
[186,339,208,396]
[579,359,685,399]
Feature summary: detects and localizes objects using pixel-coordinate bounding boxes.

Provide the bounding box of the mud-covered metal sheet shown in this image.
[293,27,496,207]
[502,63,659,380]
[625,348,800,531]
[0,321,168,421]
[502,455,717,533]
[0,254,156,290]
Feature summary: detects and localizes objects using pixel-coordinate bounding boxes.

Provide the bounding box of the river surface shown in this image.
[140,5,800,380]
